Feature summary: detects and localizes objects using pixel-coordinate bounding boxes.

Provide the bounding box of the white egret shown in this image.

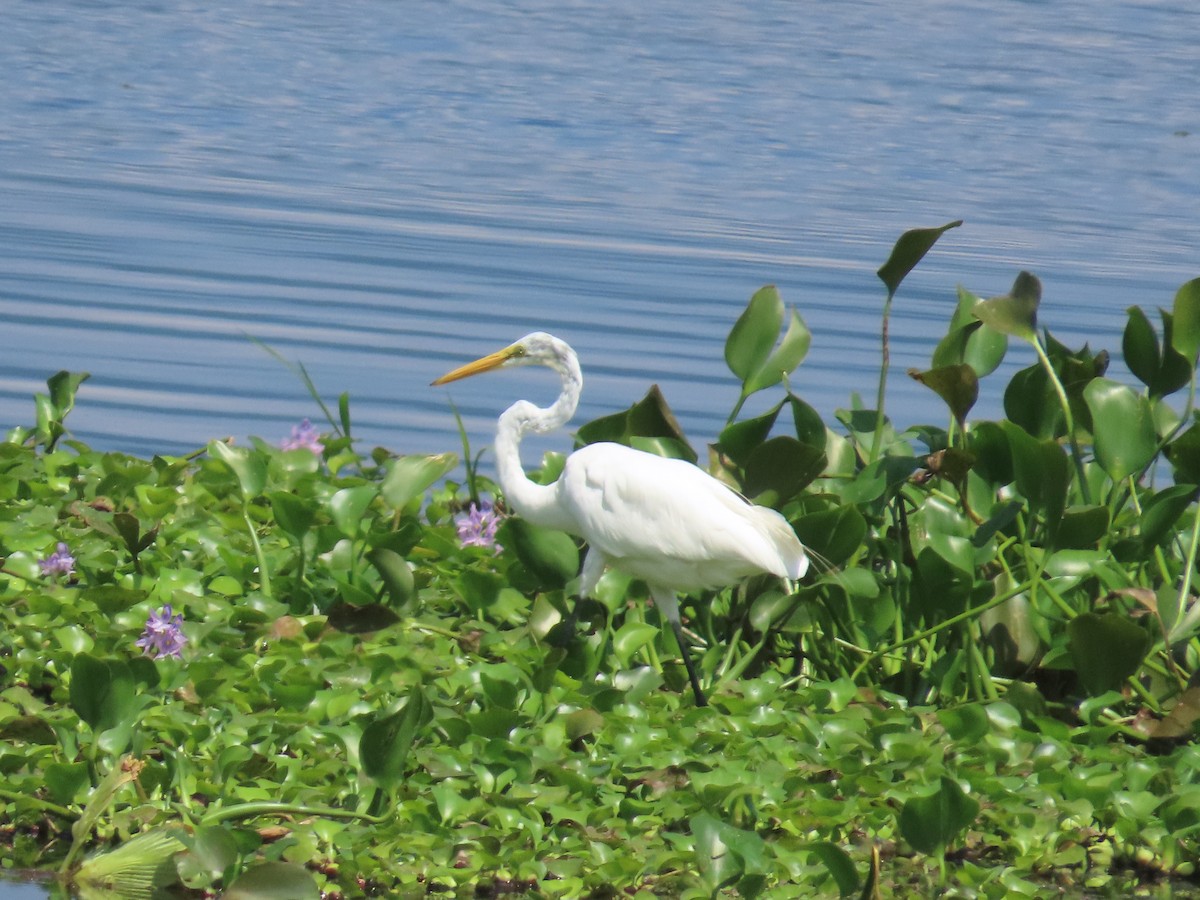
[432,332,808,706]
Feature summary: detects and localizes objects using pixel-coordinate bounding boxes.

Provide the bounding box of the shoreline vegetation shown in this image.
[4,223,1200,897]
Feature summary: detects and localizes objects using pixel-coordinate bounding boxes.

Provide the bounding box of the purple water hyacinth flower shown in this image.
[455,501,503,552]
[281,418,324,454]
[38,542,75,578]
[136,604,188,660]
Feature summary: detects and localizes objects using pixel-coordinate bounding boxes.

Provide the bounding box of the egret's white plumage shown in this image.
[433,331,808,705]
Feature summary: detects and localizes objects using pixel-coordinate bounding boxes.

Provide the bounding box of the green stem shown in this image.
[1030,336,1092,504]
[1175,499,1200,626]
[852,578,1031,681]
[0,787,75,819]
[200,801,387,826]
[869,292,896,462]
[243,508,272,600]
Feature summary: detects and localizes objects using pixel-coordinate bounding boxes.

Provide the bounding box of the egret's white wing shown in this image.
[556,442,806,591]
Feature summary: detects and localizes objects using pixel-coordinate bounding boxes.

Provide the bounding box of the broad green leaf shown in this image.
[329,484,378,537]
[1140,485,1197,547]
[1123,305,1161,389]
[223,861,320,900]
[367,547,415,607]
[359,685,432,786]
[1170,276,1200,362]
[792,505,867,567]
[577,385,696,463]
[1083,377,1157,481]
[501,518,579,590]
[380,452,458,510]
[936,704,990,743]
[725,285,783,382]
[898,775,979,855]
[47,370,90,417]
[743,307,812,395]
[207,440,267,499]
[716,403,782,466]
[44,761,90,806]
[1002,422,1068,545]
[612,621,660,665]
[788,395,827,448]
[973,271,1041,342]
[876,220,963,299]
[743,436,826,506]
[1166,424,1200,485]
[932,287,1008,376]
[805,842,860,896]
[69,654,136,734]
[908,364,978,425]
[268,490,316,542]
[1056,505,1110,550]
[177,825,240,885]
[1067,612,1152,696]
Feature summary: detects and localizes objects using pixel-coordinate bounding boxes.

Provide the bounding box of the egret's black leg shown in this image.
[671,618,709,707]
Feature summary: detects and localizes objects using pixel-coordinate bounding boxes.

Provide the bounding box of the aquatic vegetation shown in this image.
[134,605,187,661]
[3,226,1200,897]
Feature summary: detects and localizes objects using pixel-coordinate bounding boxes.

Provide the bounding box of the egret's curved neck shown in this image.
[495,352,582,533]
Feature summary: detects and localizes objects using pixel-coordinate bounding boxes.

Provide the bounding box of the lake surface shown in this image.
[2,0,1198,467]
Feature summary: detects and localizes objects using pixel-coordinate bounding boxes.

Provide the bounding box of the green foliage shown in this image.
[6,233,1200,897]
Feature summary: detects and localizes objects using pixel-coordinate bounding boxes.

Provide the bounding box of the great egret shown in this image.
[432,332,808,706]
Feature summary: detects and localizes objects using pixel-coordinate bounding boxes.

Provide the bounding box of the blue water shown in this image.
[1,0,1197,465]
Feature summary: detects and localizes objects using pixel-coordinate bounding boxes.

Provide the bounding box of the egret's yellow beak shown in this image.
[431,344,520,386]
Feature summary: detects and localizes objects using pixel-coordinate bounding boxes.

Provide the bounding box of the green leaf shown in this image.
[380,453,458,510]
[576,386,696,463]
[1067,612,1152,696]
[48,369,90,414]
[743,307,812,395]
[500,518,580,590]
[932,287,1008,377]
[1170,276,1200,362]
[367,547,415,607]
[1140,485,1198,547]
[908,364,978,426]
[207,441,267,499]
[1083,378,1157,481]
[805,842,860,897]
[69,654,136,734]
[973,271,1041,342]
[612,621,661,665]
[1002,422,1068,545]
[359,685,432,786]
[716,403,782,466]
[268,491,316,542]
[792,506,867,567]
[898,775,980,855]
[725,285,784,382]
[788,395,827,448]
[743,436,826,507]
[876,220,963,299]
[223,861,320,900]
[1123,306,1162,389]
[329,485,378,537]
[1166,424,1200,485]
[178,825,240,885]
[44,761,90,806]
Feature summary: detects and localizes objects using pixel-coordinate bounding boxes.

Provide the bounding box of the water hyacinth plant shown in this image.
[3,225,1200,898]
[134,605,187,660]
[37,541,75,578]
